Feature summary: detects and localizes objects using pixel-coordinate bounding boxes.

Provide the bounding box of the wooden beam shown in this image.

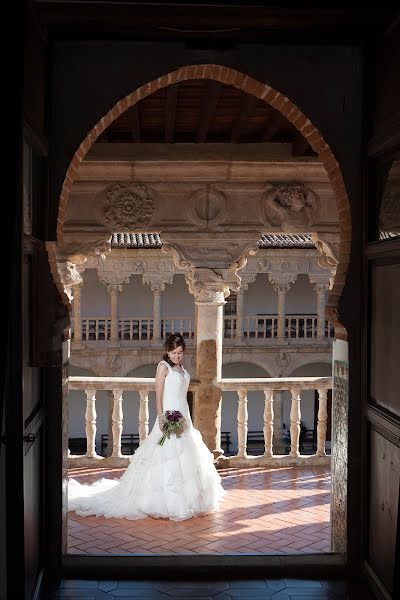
[196,81,222,143]
[292,131,311,156]
[126,104,140,143]
[260,112,282,142]
[165,84,179,143]
[230,93,257,142]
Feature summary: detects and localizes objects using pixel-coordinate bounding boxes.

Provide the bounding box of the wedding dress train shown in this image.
[68,360,225,520]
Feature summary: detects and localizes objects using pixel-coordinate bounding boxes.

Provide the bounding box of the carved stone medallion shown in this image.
[97,183,156,231]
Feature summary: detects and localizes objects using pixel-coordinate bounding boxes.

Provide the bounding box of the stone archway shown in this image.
[52,64,350,339]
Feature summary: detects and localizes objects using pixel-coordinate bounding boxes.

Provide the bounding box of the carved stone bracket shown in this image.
[311,232,340,289]
[55,236,111,301]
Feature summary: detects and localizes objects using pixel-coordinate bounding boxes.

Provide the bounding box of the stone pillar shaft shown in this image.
[73,284,82,341]
[152,289,162,340]
[109,289,119,342]
[194,298,225,457]
[316,285,327,339]
[272,391,284,452]
[263,390,274,457]
[277,289,287,339]
[316,389,328,456]
[111,389,123,458]
[235,291,245,340]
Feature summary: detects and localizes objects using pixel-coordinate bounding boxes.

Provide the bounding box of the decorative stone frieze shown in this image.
[97,183,156,231]
[262,183,320,228]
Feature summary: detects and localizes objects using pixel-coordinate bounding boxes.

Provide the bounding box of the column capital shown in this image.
[308,273,331,291]
[238,272,257,292]
[107,283,124,295]
[268,272,297,293]
[143,272,173,293]
[185,268,234,304]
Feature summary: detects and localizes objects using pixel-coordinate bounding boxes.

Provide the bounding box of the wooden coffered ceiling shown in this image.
[97,79,314,155]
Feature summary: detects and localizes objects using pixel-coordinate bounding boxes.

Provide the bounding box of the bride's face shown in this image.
[168,345,184,364]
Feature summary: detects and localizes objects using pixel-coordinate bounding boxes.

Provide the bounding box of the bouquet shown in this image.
[158,410,186,446]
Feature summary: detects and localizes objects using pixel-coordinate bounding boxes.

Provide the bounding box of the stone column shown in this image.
[161,235,260,458]
[143,273,173,341]
[309,274,331,339]
[108,284,122,342]
[152,288,162,340]
[186,268,232,458]
[139,389,149,442]
[235,273,256,341]
[316,284,328,338]
[72,283,83,341]
[235,290,245,340]
[272,390,285,453]
[269,274,297,341]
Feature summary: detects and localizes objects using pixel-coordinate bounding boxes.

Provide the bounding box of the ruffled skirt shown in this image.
[68,420,225,521]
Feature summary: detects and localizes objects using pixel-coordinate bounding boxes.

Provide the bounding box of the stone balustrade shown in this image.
[68,375,332,469]
[75,314,334,343]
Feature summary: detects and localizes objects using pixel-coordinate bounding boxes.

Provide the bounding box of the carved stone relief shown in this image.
[186,186,228,228]
[97,183,156,231]
[262,183,320,227]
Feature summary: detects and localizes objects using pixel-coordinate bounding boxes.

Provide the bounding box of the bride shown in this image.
[68,333,225,520]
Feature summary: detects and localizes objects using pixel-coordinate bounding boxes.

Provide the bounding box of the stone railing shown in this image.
[74,314,333,342]
[218,377,332,467]
[76,316,194,341]
[224,314,334,340]
[68,375,332,469]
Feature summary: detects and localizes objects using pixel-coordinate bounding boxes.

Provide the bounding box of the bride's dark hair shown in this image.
[163,333,185,366]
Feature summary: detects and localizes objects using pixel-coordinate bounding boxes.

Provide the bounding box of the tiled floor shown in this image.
[68,466,331,555]
[49,577,376,599]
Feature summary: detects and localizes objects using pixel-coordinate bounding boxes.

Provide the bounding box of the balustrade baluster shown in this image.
[237,389,248,458]
[290,389,301,457]
[139,390,149,442]
[263,390,274,457]
[112,389,123,458]
[85,390,97,457]
[316,389,328,456]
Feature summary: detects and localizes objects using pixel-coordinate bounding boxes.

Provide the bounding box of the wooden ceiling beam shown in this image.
[165,83,179,143]
[260,112,282,142]
[230,93,257,143]
[196,81,223,143]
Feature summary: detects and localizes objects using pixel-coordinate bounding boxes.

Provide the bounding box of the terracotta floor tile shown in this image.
[67,465,331,555]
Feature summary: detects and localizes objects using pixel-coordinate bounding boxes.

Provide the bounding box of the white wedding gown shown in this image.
[68,360,225,520]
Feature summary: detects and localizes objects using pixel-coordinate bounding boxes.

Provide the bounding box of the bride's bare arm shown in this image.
[155,363,168,427]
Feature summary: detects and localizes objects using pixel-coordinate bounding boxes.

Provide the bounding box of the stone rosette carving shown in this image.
[262,183,320,228]
[97,183,156,231]
[276,351,290,369]
[186,186,228,228]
